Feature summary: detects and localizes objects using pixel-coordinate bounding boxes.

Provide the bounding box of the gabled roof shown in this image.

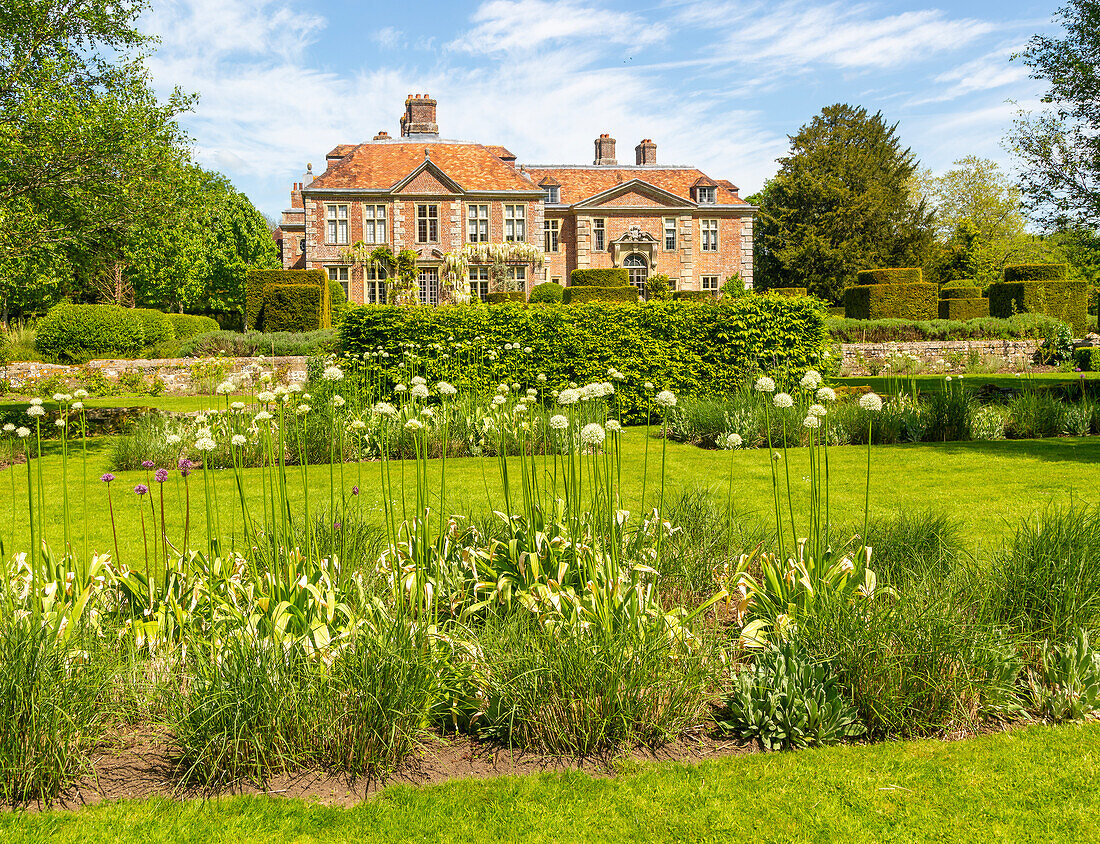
[308,142,540,193]
[537,174,561,187]
[523,166,746,206]
[571,178,696,209]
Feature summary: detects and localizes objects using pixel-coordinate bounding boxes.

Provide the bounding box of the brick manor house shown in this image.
[275,94,755,304]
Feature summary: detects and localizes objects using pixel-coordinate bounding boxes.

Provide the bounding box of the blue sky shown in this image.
[139,0,1060,217]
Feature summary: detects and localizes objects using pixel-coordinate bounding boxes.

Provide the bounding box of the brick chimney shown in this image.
[373,130,391,140]
[635,138,657,165]
[290,182,303,209]
[401,93,439,137]
[594,133,617,165]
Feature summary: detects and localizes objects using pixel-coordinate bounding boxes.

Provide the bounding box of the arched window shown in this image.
[623,253,648,295]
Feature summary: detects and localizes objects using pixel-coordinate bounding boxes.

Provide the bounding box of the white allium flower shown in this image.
[27,405,45,417]
[580,422,606,446]
[491,395,506,406]
[254,411,272,422]
[2,423,14,433]
[808,403,827,418]
[322,365,344,381]
[557,388,580,406]
[436,381,457,396]
[230,401,245,411]
[655,390,677,408]
[644,381,654,391]
[231,434,247,447]
[411,375,427,387]
[29,398,42,406]
[288,383,303,393]
[52,393,65,402]
[816,386,837,403]
[331,394,346,408]
[16,427,30,438]
[803,415,821,429]
[296,404,311,415]
[166,434,182,445]
[859,392,883,412]
[195,436,216,452]
[71,401,83,411]
[349,418,366,430]
[73,389,88,398]
[799,370,823,391]
[772,392,794,409]
[394,384,408,393]
[523,347,532,354]
[549,414,569,430]
[606,419,622,433]
[724,432,743,449]
[536,373,547,383]
[215,380,234,395]
[54,418,65,428]
[257,391,275,403]
[410,384,429,400]
[273,385,288,397]
[513,404,527,414]
[945,376,953,382]
[754,377,776,393]
[420,407,435,418]
[404,419,424,431]
[373,402,398,419]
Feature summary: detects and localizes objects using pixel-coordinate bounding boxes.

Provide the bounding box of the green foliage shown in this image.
[718,639,864,751]
[246,269,330,332]
[132,308,175,346]
[988,279,1087,334]
[179,329,337,358]
[826,312,1060,342]
[856,267,924,285]
[486,291,526,304]
[1028,629,1100,722]
[844,283,938,320]
[926,219,981,284]
[1004,263,1070,282]
[752,104,934,302]
[569,268,629,287]
[939,280,983,299]
[340,298,831,419]
[166,313,219,342]
[563,286,640,303]
[528,282,564,304]
[1074,347,1100,371]
[938,298,989,320]
[328,280,348,325]
[646,273,673,301]
[671,290,712,301]
[34,302,146,362]
[771,287,808,297]
[721,274,750,299]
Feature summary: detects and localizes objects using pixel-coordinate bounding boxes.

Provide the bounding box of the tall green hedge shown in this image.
[569,269,629,287]
[1004,263,1068,282]
[338,298,831,420]
[262,284,326,333]
[563,286,639,304]
[167,313,220,341]
[246,269,330,332]
[844,283,938,320]
[988,279,1087,335]
[938,298,989,320]
[939,281,982,300]
[487,291,527,304]
[133,308,175,346]
[771,287,808,297]
[35,303,146,362]
[855,268,924,285]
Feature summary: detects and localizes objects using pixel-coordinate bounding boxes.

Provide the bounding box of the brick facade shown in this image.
[276,95,755,303]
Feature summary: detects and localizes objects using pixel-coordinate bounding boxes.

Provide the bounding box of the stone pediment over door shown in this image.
[609,226,659,266]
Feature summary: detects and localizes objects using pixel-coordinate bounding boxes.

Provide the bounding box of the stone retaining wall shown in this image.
[0,356,309,394]
[839,339,1041,375]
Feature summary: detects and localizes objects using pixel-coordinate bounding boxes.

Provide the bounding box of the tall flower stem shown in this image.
[762,400,784,562]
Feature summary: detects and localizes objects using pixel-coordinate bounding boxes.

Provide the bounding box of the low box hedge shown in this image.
[167,313,220,341]
[844,283,938,320]
[771,287,808,297]
[855,268,924,285]
[569,269,629,287]
[1073,346,1100,371]
[486,291,527,304]
[246,269,330,332]
[987,279,1087,335]
[1004,263,1068,282]
[938,298,989,320]
[563,286,639,304]
[339,298,831,421]
[672,290,714,302]
[34,303,147,363]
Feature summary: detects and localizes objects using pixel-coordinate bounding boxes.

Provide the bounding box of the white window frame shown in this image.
[469,265,490,302]
[363,204,386,245]
[326,266,350,299]
[593,218,605,251]
[418,266,440,306]
[664,217,676,251]
[505,204,526,242]
[417,203,439,243]
[506,265,526,289]
[467,203,489,243]
[364,263,387,304]
[701,219,719,252]
[701,274,719,291]
[697,186,716,204]
[326,204,348,245]
[544,186,560,204]
[543,218,560,253]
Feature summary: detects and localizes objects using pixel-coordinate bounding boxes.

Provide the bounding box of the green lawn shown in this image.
[3,723,1097,843]
[1,393,248,414]
[836,372,1100,394]
[2,428,1097,559]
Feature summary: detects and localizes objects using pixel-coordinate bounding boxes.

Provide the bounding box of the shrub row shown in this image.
[179,329,338,358]
[562,286,639,303]
[339,299,831,419]
[33,305,218,363]
[826,313,1062,343]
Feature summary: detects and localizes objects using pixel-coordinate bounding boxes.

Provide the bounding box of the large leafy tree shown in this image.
[752,104,934,302]
[1010,0,1100,227]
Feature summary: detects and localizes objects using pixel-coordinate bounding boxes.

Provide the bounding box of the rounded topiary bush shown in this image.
[166,313,220,341]
[529,282,564,304]
[132,308,175,347]
[35,303,146,362]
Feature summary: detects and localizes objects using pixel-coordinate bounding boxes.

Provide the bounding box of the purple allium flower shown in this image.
[134,484,148,496]
[141,460,155,469]
[334,521,342,530]
[352,486,359,496]
[154,468,168,483]
[178,457,193,477]
[100,473,115,483]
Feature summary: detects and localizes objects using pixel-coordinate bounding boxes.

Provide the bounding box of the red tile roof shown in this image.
[309,142,539,193]
[523,167,746,206]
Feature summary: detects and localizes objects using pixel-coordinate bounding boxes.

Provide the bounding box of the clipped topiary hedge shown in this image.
[339,298,831,421]
[569,269,629,287]
[988,277,1087,335]
[133,308,175,346]
[34,303,146,363]
[938,298,989,320]
[771,287,808,297]
[672,290,713,301]
[246,269,330,332]
[529,282,564,304]
[855,268,924,285]
[262,284,325,333]
[844,283,938,320]
[939,281,982,300]
[563,286,639,304]
[167,313,220,341]
[486,291,527,304]
[1004,263,1069,282]
[1073,346,1100,371]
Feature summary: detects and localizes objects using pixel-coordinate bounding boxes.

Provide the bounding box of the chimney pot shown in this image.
[635,138,657,165]
[594,133,617,165]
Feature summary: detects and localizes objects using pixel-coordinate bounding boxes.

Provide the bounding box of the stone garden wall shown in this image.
[839,339,1041,375]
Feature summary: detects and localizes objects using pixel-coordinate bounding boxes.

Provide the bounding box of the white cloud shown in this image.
[910,46,1031,105]
[372,26,404,49]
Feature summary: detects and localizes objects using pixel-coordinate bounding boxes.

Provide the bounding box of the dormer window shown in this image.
[544,186,560,204]
[696,186,716,204]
